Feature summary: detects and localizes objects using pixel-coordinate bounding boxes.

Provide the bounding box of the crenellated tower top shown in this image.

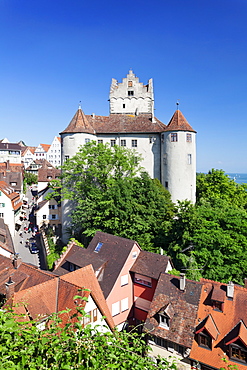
[109,70,154,117]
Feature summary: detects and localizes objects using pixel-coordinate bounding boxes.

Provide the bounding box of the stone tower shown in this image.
[161,109,196,204]
[109,69,154,118]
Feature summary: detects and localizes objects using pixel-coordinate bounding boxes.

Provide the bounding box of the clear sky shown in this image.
[0,0,247,173]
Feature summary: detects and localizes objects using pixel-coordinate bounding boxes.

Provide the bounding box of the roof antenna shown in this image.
[176,100,180,110]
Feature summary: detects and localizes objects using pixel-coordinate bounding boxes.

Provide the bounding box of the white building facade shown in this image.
[47,136,61,167]
[60,70,196,240]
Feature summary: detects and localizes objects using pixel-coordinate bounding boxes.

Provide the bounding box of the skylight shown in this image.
[94,242,103,253]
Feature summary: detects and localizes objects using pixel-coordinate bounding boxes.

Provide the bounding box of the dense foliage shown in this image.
[50,142,247,284]
[24,172,38,186]
[164,170,247,284]
[54,141,174,249]
[0,305,176,370]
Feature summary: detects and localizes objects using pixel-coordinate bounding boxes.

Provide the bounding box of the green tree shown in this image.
[24,171,38,186]
[53,141,174,250]
[163,170,247,284]
[0,304,176,369]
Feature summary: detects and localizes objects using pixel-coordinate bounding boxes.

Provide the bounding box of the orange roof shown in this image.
[6,264,114,330]
[40,144,50,152]
[62,108,96,134]
[164,109,196,133]
[225,321,247,347]
[195,314,219,340]
[190,279,247,370]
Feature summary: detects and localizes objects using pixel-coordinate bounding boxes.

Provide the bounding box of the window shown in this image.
[94,242,103,253]
[132,251,137,259]
[51,214,57,220]
[112,301,120,316]
[159,313,170,329]
[230,344,247,362]
[98,140,103,144]
[163,153,167,165]
[69,263,75,272]
[188,154,192,165]
[171,133,178,142]
[197,332,212,349]
[212,300,223,311]
[43,215,46,219]
[49,205,56,209]
[165,181,168,188]
[0,213,3,217]
[120,140,126,147]
[82,312,92,326]
[187,133,192,142]
[132,140,137,147]
[10,182,17,186]
[128,90,134,96]
[65,155,69,161]
[123,104,125,108]
[85,138,90,143]
[121,274,128,286]
[128,81,133,87]
[111,140,116,147]
[121,298,128,312]
[93,308,98,322]
[0,203,5,208]
[134,273,152,287]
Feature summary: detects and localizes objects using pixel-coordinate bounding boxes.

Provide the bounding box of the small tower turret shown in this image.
[161,109,196,204]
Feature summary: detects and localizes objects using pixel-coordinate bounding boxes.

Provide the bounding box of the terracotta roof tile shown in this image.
[61,108,96,134]
[144,273,202,348]
[130,250,172,280]
[60,111,166,135]
[164,109,196,133]
[190,279,247,369]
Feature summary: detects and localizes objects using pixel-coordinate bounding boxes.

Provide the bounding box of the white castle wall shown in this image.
[161,131,196,204]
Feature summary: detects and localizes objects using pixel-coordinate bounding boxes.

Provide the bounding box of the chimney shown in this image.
[244,278,247,289]
[12,254,21,269]
[92,113,95,119]
[180,273,186,291]
[5,276,15,300]
[227,281,234,299]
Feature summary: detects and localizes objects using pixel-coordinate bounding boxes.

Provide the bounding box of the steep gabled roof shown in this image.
[40,144,51,152]
[190,279,247,369]
[130,250,172,280]
[6,265,115,330]
[164,109,196,133]
[54,232,141,299]
[0,218,15,254]
[195,314,220,340]
[144,273,202,348]
[60,108,96,134]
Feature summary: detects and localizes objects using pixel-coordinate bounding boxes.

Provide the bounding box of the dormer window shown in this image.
[230,341,247,363]
[94,242,103,253]
[197,331,212,349]
[159,313,170,330]
[212,300,223,312]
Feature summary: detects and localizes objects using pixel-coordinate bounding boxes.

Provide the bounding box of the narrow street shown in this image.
[14,186,47,270]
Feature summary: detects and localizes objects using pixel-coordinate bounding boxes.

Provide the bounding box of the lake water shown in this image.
[227,173,247,185]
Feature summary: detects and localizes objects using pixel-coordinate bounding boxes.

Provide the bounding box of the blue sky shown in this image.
[0,0,247,173]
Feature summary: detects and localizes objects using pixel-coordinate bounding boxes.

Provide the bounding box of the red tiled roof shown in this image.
[195,314,219,340]
[60,110,167,135]
[164,109,196,133]
[61,108,96,134]
[40,144,50,152]
[190,279,247,370]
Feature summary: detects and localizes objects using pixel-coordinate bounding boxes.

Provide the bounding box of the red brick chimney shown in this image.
[5,276,15,300]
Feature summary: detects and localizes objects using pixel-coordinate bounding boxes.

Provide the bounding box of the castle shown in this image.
[60,70,196,240]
